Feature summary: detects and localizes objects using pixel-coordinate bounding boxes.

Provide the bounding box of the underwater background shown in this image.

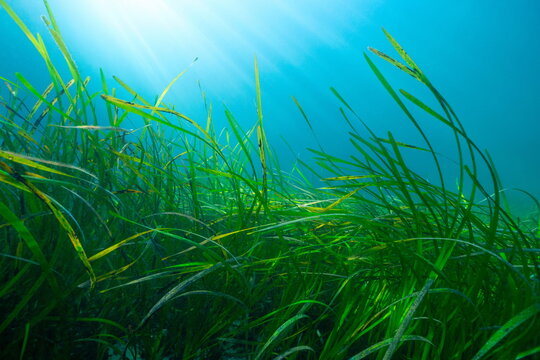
[2,0,539,212]
[1,1,539,359]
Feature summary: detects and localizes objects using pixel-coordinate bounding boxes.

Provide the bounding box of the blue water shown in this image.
[1,0,539,212]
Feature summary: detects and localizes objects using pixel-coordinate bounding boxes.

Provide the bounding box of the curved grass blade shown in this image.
[171,290,247,310]
[0,0,41,52]
[112,75,152,107]
[87,229,159,262]
[154,58,197,109]
[516,345,540,360]
[382,279,434,360]
[367,47,418,80]
[349,335,433,360]
[224,106,258,176]
[0,272,47,334]
[19,322,30,360]
[0,172,31,192]
[255,314,309,360]
[137,261,228,329]
[375,137,429,152]
[15,73,75,122]
[0,202,55,287]
[0,150,95,178]
[273,345,314,360]
[101,94,213,142]
[472,304,540,360]
[0,161,96,288]
[27,82,53,121]
[254,57,268,206]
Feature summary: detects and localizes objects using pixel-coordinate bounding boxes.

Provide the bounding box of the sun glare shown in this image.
[41,0,377,98]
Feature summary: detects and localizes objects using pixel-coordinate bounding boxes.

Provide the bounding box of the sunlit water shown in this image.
[1,0,539,213]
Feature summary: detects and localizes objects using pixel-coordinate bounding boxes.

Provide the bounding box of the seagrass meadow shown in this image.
[1,1,539,359]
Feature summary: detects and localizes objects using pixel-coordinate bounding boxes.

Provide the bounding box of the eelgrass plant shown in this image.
[0,1,539,359]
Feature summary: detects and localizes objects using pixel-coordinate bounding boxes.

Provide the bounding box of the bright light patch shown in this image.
[82,0,193,84]
[40,0,378,98]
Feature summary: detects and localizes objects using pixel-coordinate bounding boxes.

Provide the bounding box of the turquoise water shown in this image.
[1,0,539,211]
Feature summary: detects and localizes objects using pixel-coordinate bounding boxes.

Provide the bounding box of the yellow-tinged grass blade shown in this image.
[0,150,96,179]
[163,151,187,169]
[49,125,131,132]
[17,130,39,146]
[0,172,31,192]
[381,28,423,77]
[198,167,235,179]
[15,73,74,122]
[88,229,160,262]
[0,162,96,288]
[211,225,260,241]
[254,57,268,204]
[101,94,210,138]
[32,79,75,132]
[367,46,419,80]
[254,57,264,127]
[27,82,54,121]
[257,125,267,179]
[80,233,159,289]
[112,76,153,107]
[41,13,81,85]
[29,182,95,286]
[0,0,41,52]
[0,150,68,177]
[111,149,156,168]
[64,77,91,118]
[78,260,138,289]
[322,175,381,181]
[376,137,429,151]
[34,32,71,92]
[304,188,361,213]
[154,58,197,109]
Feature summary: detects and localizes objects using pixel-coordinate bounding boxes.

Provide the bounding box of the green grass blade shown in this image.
[472,304,540,360]
[138,262,227,329]
[382,279,434,360]
[349,335,433,360]
[273,345,314,360]
[255,314,309,360]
